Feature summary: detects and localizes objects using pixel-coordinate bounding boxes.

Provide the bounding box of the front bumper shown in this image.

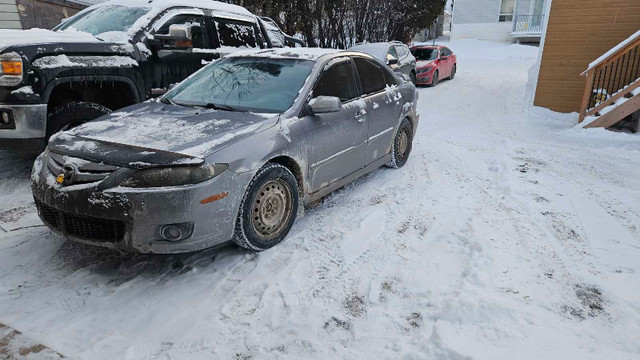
[31,153,253,254]
[415,72,433,85]
[0,103,47,139]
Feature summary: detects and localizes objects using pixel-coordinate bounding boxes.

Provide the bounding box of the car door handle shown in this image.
[354,111,367,123]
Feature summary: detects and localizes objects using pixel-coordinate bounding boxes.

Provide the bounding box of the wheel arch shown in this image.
[43,76,141,112]
[267,155,305,197]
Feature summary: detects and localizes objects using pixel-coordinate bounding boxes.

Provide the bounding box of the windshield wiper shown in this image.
[160,97,178,106]
[202,103,245,112]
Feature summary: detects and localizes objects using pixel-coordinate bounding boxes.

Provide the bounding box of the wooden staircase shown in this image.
[579,30,640,130]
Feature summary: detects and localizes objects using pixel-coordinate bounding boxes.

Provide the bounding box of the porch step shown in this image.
[584,90,640,129]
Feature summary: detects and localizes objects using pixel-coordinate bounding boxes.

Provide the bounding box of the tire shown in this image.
[46,101,111,141]
[431,70,439,87]
[386,118,413,169]
[410,71,417,85]
[449,64,457,80]
[232,163,299,251]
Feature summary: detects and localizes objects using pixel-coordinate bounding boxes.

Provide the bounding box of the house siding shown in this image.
[453,0,502,25]
[534,0,640,113]
[0,0,22,29]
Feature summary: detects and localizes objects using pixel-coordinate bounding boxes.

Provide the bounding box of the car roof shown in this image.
[227,47,346,61]
[99,0,254,17]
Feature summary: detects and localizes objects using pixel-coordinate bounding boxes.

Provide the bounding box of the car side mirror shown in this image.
[309,96,342,114]
[387,57,399,66]
[440,55,448,60]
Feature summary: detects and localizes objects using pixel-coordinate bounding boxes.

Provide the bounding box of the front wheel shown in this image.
[449,64,457,80]
[431,70,439,87]
[232,163,299,251]
[46,101,111,141]
[410,71,417,85]
[386,118,413,169]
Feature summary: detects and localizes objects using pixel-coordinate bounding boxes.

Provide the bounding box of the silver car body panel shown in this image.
[31,49,420,253]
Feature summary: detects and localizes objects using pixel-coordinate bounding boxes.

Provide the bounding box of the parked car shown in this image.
[349,41,417,84]
[410,45,457,86]
[0,0,301,141]
[31,48,420,254]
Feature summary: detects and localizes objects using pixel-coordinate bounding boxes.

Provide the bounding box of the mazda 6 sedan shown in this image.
[31,48,420,254]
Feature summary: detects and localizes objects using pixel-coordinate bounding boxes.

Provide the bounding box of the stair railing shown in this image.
[579,31,640,124]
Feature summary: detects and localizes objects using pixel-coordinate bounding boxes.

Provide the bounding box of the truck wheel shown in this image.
[46,101,111,141]
[233,163,299,251]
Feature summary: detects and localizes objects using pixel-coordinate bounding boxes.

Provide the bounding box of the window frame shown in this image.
[211,17,261,49]
[311,58,360,104]
[351,56,392,97]
[498,0,515,22]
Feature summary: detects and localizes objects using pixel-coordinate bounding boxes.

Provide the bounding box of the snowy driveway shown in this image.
[1,40,640,359]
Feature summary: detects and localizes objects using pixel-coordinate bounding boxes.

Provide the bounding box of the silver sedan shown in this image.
[31,48,420,253]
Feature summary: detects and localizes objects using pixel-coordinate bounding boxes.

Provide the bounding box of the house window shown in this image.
[499,0,515,22]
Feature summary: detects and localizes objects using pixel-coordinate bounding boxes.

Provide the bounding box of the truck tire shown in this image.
[46,101,111,141]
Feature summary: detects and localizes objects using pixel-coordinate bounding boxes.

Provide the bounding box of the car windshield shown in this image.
[164,57,315,113]
[411,48,439,61]
[55,6,149,36]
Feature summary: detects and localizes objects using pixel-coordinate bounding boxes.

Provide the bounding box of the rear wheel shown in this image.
[431,70,439,87]
[233,163,299,251]
[46,101,111,141]
[449,64,457,80]
[386,118,413,169]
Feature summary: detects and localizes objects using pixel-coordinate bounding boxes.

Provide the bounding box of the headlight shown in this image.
[417,66,433,75]
[0,52,23,87]
[122,164,228,188]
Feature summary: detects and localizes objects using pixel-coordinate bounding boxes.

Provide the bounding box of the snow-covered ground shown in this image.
[1,39,640,359]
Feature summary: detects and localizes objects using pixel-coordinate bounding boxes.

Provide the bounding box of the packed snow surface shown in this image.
[1,39,640,359]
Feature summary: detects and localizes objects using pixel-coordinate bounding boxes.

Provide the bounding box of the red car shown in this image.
[409,45,457,86]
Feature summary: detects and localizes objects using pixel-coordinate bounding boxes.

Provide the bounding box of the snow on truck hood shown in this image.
[48,102,277,166]
[0,28,103,51]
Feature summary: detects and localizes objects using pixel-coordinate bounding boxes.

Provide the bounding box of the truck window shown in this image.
[215,19,258,48]
[156,14,208,49]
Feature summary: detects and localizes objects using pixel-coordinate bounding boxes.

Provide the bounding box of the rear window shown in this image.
[353,57,386,95]
[215,20,258,48]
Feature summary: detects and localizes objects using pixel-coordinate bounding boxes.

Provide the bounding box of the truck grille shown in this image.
[36,200,125,243]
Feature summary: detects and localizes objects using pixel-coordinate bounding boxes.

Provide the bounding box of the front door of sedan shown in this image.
[352,57,402,166]
[303,59,368,193]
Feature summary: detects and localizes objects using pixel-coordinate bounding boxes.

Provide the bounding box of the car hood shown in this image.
[416,60,436,69]
[48,102,278,168]
[0,28,103,52]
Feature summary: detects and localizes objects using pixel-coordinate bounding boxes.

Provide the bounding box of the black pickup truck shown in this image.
[0,0,303,140]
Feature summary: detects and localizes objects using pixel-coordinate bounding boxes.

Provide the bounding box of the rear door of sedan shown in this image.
[352,56,403,166]
[304,58,368,193]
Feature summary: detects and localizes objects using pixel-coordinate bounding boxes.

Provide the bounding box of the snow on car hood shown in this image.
[416,60,436,69]
[49,102,278,166]
[0,28,101,52]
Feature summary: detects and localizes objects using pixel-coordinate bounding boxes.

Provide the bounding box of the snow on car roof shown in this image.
[99,0,253,16]
[227,47,342,61]
[349,43,394,62]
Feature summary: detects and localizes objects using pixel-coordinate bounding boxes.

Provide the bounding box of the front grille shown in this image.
[36,200,125,243]
[47,152,119,186]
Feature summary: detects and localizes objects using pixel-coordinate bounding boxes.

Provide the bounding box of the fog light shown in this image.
[156,222,194,242]
[0,110,14,129]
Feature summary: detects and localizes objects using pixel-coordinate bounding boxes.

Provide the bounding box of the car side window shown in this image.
[313,60,358,102]
[388,46,398,60]
[395,45,407,59]
[156,14,208,49]
[382,66,398,86]
[214,19,258,48]
[353,57,386,95]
